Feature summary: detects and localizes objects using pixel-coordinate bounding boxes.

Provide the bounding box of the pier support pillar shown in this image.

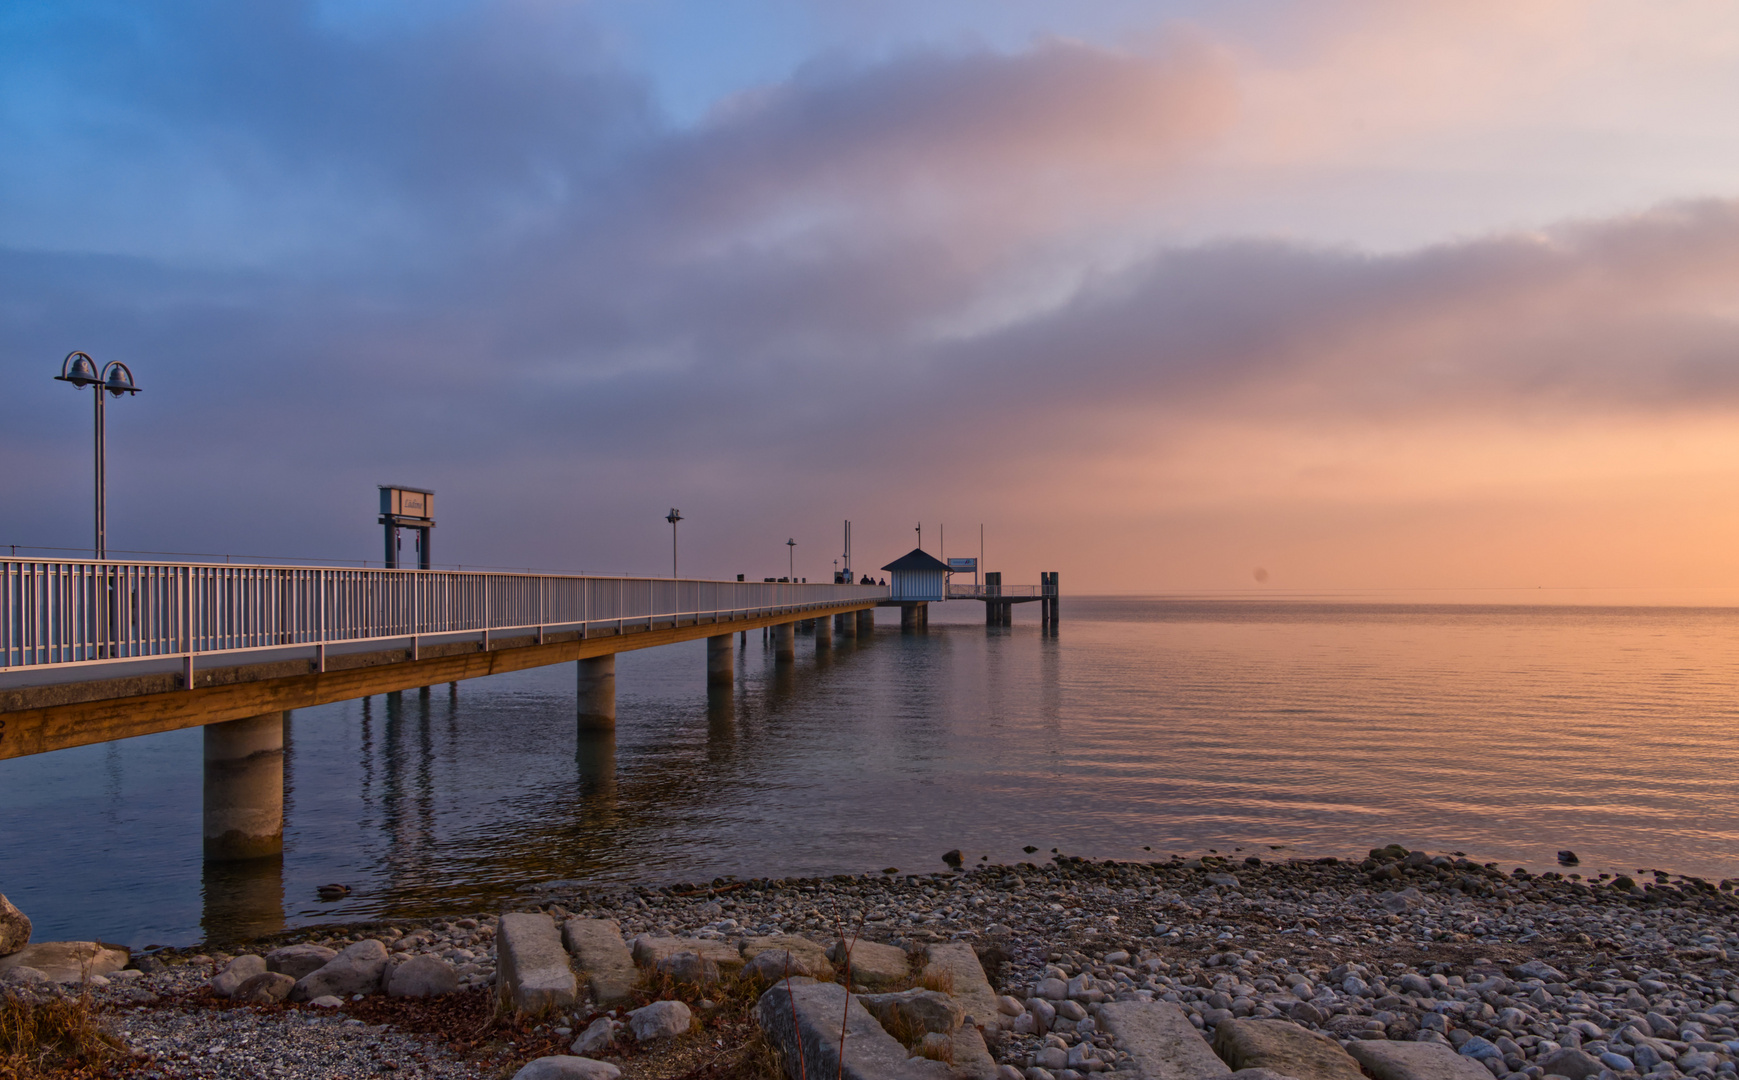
[857,609,875,636]
[706,634,734,686]
[203,712,284,862]
[814,614,834,647]
[773,621,796,662]
[900,602,928,631]
[835,612,856,639]
[577,655,616,730]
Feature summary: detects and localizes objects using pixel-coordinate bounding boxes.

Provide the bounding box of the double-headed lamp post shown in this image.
[666,508,683,578]
[54,352,141,560]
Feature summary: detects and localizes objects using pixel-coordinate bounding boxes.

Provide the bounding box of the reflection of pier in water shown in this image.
[0,559,1059,940]
[193,619,869,938]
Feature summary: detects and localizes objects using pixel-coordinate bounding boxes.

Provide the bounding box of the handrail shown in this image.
[947,583,1041,598]
[0,560,887,671]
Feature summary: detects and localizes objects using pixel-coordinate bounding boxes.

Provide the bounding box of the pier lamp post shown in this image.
[53,351,141,560]
[786,538,796,582]
[666,508,683,578]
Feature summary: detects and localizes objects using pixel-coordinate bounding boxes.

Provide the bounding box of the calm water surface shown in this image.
[3,599,1737,947]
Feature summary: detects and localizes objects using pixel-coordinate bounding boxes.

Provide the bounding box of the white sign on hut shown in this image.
[881,548,950,602]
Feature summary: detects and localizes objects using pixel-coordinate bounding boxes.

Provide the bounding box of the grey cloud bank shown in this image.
[4,3,1737,586]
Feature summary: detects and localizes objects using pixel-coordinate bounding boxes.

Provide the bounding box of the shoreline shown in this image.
[8,843,1737,1078]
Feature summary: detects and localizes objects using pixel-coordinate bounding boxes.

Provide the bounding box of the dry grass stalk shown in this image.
[916,969,953,995]
[0,990,129,1080]
[915,1032,955,1064]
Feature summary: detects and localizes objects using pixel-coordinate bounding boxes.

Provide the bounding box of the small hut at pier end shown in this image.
[881,548,950,602]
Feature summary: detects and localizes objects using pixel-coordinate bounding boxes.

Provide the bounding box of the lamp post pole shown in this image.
[786,538,796,582]
[93,375,105,558]
[54,352,141,560]
[666,508,683,578]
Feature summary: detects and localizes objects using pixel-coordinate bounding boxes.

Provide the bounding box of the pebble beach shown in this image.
[6,843,1738,1079]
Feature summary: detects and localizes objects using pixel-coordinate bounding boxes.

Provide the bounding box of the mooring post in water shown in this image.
[706,633,734,686]
[577,655,616,730]
[814,612,834,647]
[773,620,796,662]
[203,712,285,861]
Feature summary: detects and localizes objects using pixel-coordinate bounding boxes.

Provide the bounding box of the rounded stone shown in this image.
[511,1058,622,1080]
[386,955,461,998]
[0,894,31,956]
[233,971,297,1003]
[627,999,692,1041]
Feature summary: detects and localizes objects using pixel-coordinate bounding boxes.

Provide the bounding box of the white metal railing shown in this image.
[0,560,886,672]
[947,583,1041,598]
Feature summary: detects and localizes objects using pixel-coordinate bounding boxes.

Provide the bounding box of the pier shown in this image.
[1,550,1055,866]
[1,559,882,859]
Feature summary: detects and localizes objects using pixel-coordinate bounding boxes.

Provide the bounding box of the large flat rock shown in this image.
[857,989,965,1036]
[830,938,910,988]
[948,1024,1001,1080]
[1212,1019,1364,1080]
[498,913,577,1016]
[742,934,833,977]
[921,943,1002,1031]
[755,978,953,1080]
[1098,1001,1232,1080]
[1348,1040,1496,1080]
[0,941,128,984]
[562,919,638,1007]
[630,934,743,974]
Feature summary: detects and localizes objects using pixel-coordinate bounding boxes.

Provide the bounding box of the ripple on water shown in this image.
[2,599,1738,945]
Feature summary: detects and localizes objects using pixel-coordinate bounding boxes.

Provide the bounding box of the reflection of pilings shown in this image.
[201,855,285,945]
[773,621,796,662]
[416,686,435,843]
[706,684,736,746]
[577,655,616,730]
[203,712,285,861]
[381,690,413,859]
[706,634,734,686]
[574,728,618,815]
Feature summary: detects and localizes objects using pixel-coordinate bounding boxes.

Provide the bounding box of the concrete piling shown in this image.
[706,634,734,686]
[773,621,796,662]
[577,655,616,730]
[857,609,875,636]
[814,614,834,647]
[900,602,928,631]
[203,712,285,861]
[835,611,856,639]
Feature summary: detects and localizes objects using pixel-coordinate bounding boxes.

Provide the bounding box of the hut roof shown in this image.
[881,548,951,573]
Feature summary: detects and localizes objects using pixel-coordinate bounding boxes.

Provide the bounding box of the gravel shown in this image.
[108,1002,483,1079]
[19,845,1739,1079]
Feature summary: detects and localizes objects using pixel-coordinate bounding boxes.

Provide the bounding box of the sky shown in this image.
[5,0,1739,596]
